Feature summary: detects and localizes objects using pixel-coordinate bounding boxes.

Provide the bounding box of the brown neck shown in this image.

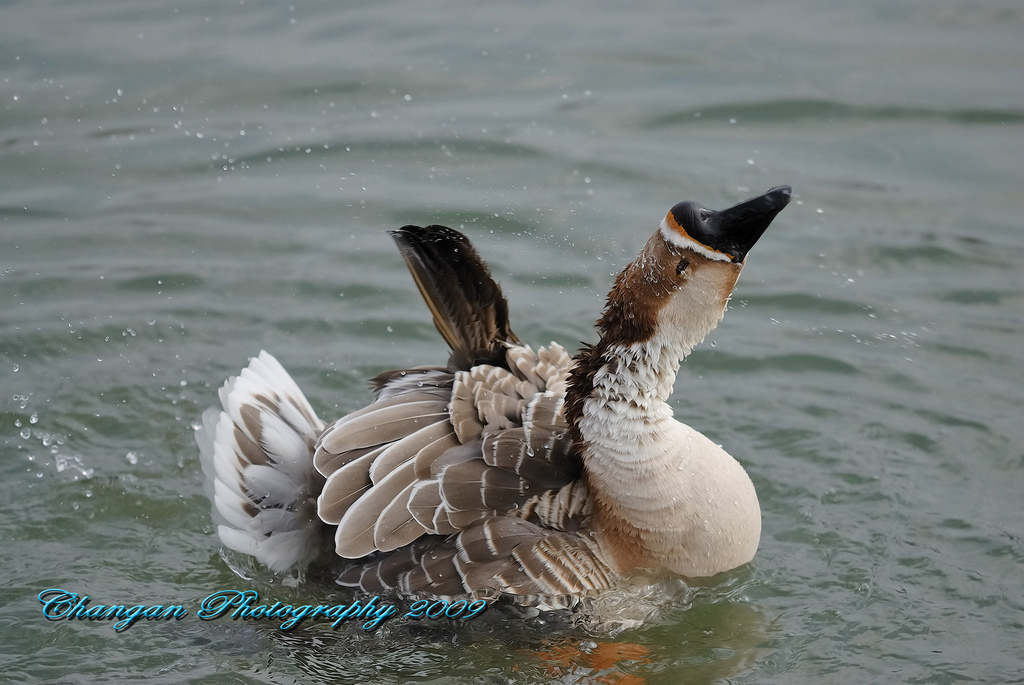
[565,234,676,441]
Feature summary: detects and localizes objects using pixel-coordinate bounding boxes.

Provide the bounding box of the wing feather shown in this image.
[315,401,449,459]
[334,459,417,558]
[333,517,621,607]
[389,225,519,370]
[367,420,452,484]
[373,481,429,552]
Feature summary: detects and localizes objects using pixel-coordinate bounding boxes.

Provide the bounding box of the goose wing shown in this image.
[315,225,617,600]
[316,344,582,550]
[318,342,613,602]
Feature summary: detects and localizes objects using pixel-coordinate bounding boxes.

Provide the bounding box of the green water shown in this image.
[2,1,1022,682]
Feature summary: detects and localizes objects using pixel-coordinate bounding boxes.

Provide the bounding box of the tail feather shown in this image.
[389,225,519,369]
[196,351,327,575]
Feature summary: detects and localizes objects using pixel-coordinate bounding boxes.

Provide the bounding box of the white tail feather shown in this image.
[195,351,327,575]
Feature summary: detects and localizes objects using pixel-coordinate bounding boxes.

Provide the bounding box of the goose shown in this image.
[196,185,792,613]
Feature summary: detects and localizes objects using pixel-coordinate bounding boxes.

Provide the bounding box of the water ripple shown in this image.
[643,99,1024,128]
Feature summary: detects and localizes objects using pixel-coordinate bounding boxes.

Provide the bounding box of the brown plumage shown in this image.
[197,186,791,621]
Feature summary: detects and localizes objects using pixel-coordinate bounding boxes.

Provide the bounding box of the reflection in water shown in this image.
[257,595,772,684]
[525,600,770,685]
[213,550,773,683]
[240,593,773,684]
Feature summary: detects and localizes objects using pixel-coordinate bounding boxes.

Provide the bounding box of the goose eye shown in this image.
[676,258,690,275]
[698,210,709,221]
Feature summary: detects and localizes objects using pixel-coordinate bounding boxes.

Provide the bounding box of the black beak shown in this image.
[668,185,792,263]
[714,186,792,262]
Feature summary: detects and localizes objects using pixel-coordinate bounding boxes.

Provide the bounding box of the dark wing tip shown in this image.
[388,224,519,369]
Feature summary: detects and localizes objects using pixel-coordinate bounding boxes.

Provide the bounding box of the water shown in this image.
[2,0,1022,682]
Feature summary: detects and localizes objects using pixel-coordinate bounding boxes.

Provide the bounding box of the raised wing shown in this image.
[312,224,619,601]
[200,225,624,601]
[389,224,519,370]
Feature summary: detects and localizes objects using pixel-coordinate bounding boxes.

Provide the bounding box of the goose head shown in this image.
[596,186,792,354]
